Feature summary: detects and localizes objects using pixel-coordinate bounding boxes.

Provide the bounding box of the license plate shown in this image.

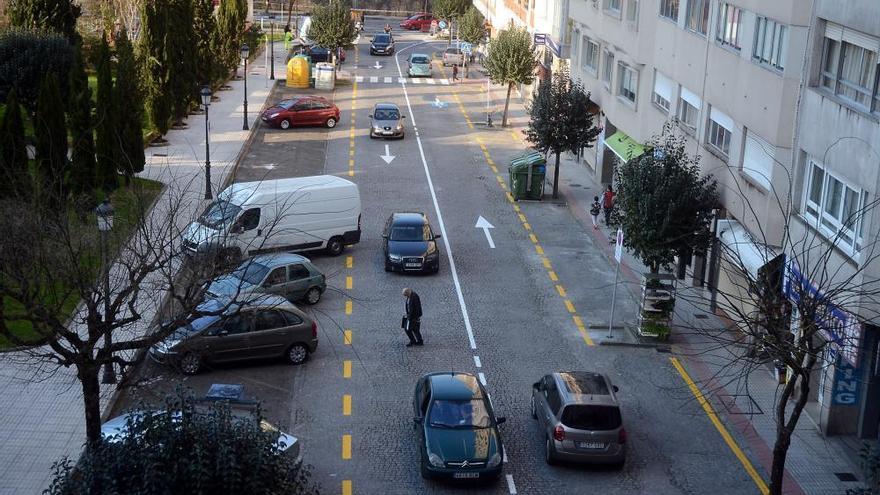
[405,263,421,268]
[453,472,479,479]
[577,441,606,449]
[383,131,393,135]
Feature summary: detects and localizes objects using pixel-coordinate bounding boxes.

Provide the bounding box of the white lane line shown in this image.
[393,46,478,350]
[440,78,450,85]
[426,78,436,85]
[383,76,392,83]
[473,355,482,368]
[369,76,378,83]
[477,372,487,386]
[355,76,364,82]
[506,474,517,494]
[503,450,508,463]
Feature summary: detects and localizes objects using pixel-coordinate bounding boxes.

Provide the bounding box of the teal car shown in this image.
[407,53,432,77]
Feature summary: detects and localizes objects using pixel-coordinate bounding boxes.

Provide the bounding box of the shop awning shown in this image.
[717,219,776,278]
[604,131,646,162]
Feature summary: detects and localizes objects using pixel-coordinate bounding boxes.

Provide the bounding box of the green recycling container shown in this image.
[508,152,546,200]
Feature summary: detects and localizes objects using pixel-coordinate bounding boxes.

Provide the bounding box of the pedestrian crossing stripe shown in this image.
[354,76,451,85]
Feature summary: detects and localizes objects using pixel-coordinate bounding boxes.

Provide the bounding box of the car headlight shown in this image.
[395,124,403,130]
[428,453,444,468]
[268,112,280,119]
[487,452,502,468]
[374,126,382,132]
[389,254,402,261]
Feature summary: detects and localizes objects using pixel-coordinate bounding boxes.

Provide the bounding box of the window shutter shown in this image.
[842,27,880,52]
[710,106,734,131]
[680,86,701,109]
[742,131,773,190]
[654,71,673,101]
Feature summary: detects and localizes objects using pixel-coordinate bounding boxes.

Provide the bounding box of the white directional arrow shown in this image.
[380,144,396,164]
[475,216,495,249]
[432,96,448,109]
[253,163,276,170]
[373,61,383,69]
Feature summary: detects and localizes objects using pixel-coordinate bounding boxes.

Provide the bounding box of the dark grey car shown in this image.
[205,253,326,305]
[369,103,406,139]
[531,371,627,466]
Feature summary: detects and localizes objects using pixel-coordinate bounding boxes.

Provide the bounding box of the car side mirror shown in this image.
[532,381,540,390]
[382,234,389,239]
[496,417,506,425]
[433,234,441,240]
[401,115,407,119]
[613,385,619,393]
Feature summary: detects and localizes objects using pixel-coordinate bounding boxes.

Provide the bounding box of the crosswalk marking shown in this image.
[383,76,392,83]
[398,77,407,84]
[369,76,378,83]
[411,78,423,84]
[352,76,451,85]
[440,79,450,85]
[426,78,435,85]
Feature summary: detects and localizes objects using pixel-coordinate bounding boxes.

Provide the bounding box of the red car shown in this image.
[399,13,434,31]
[261,96,340,129]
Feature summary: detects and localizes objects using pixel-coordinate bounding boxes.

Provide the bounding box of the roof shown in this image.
[249,253,311,267]
[410,53,429,58]
[391,212,427,225]
[605,130,646,162]
[426,372,483,400]
[555,372,618,406]
[220,175,355,205]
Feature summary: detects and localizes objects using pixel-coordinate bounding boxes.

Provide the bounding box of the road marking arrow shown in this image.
[432,96,447,109]
[475,216,495,248]
[253,163,276,170]
[374,61,382,69]
[380,144,395,164]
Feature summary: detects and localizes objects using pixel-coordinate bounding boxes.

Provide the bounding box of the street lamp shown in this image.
[96,199,116,385]
[269,14,275,80]
[200,85,212,199]
[241,43,250,131]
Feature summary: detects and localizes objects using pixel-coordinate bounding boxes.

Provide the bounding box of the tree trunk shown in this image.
[770,354,815,494]
[502,83,513,127]
[552,151,560,199]
[79,363,103,449]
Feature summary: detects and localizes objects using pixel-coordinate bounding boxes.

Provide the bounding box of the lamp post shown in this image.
[269,14,275,80]
[96,199,116,385]
[241,43,250,131]
[200,85,212,199]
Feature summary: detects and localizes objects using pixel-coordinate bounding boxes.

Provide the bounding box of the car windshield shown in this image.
[374,108,400,120]
[198,200,242,230]
[560,405,622,430]
[374,34,390,43]
[411,56,429,64]
[231,261,270,285]
[390,224,430,241]
[277,100,298,110]
[429,399,492,428]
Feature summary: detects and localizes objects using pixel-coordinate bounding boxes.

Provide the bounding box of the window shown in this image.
[288,264,310,280]
[264,267,287,286]
[706,106,733,157]
[220,314,250,335]
[603,50,615,86]
[280,310,303,326]
[685,0,710,35]
[716,2,743,49]
[820,23,880,112]
[618,63,638,103]
[803,159,868,253]
[741,130,774,190]
[254,310,288,332]
[677,86,701,132]
[753,16,787,70]
[659,0,679,21]
[626,0,639,22]
[652,70,673,112]
[582,37,600,74]
[605,0,621,13]
[235,208,261,231]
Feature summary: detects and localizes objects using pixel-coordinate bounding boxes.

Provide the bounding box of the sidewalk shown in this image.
[0,44,290,495]
[471,73,866,494]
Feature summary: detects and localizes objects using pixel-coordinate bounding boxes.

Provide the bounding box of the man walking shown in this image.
[602,184,616,226]
[402,288,424,347]
[452,64,459,82]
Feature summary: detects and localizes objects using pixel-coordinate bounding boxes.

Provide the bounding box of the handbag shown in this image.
[401,317,408,329]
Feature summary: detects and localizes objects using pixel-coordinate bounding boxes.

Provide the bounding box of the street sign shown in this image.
[533,33,546,45]
[460,42,472,54]
[614,228,624,263]
[439,20,448,29]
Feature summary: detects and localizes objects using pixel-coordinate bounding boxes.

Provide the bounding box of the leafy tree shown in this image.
[525,66,600,199]
[192,0,218,89]
[45,392,320,495]
[5,0,81,43]
[139,0,173,137]
[484,26,535,127]
[167,0,197,124]
[307,0,356,65]
[112,28,144,182]
[94,37,117,191]
[0,28,73,111]
[215,0,246,82]
[433,0,470,42]
[33,72,67,204]
[457,6,484,78]
[67,44,97,194]
[612,124,718,273]
[0,89,29,197]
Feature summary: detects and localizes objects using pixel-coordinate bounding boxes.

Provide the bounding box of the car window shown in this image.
[374,34,390,43]
[280,310,303,326]
[277,100,296,109]
[288,264,311,280]
[545,382,563,414]
[232,262,270,285]
[373,108,399,120]
[254,310,289,332]
[411,56,429,64]
[235,208,260,231]
[264,267,287,286]
[428,399,492,428]
[199,200,241,230]
[390,225,428,241]
[221,314,250,335]
[560,405,622,430]
[292,102,308,111]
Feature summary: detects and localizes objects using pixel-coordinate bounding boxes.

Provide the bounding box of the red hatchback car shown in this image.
[261,96,340,129]
[399,13,434,31]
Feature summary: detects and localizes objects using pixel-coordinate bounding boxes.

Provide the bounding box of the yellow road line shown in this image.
[510,131,519,141]
[349,158,354,167]
[345,300,352,315]
[342,480,352,495]
[513,204,521,212]
[548,270,558,281]
[346,276,353,290]
[349,149,354,156]
[346,256,353,268]
[518,213,527,223]
[342,434,352,459]
[343,360,352,378]
[490,165,498,173]
[564,299,576,313]
[535,245,545,255]
[555,285,566,297]
[348,170,354,177]
[577,325,595,346]
[506,192,514,203]
[573,315,584,328]
[523,222,531,230]
[344,330,352,345]
[541,257,552,269]
[669,357,769,494]
[343,394,352,416]
[529,233,538,244]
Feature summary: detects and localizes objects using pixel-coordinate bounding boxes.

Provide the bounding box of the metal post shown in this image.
[270,18,275,80]
[204,101,211,199]
[242,56,249,131]
[100,230,116,384]
[608,258,620,339]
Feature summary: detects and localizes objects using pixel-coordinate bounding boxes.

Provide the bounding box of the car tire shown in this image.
[420,456,431,479]
[369,132,376,139]
[286,343,309,365]
[384,260,392,272]
[179,353,202,375]
[280,119,291,130]
[531,396,537,419]
[304,287,322,305]
[613,458,626,470]
[430,261,439,274]
[326,236,344,256]
[325,117,337,128]
[545,437,558,465]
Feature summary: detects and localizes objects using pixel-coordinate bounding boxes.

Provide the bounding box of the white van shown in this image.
[182,175,361,261]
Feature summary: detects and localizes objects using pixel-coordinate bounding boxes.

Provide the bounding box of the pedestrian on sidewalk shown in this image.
[283,25,292,52]
[402,288,424,347]
[589,196,601,229]
[452,64,459,82]
[602,184,616,226]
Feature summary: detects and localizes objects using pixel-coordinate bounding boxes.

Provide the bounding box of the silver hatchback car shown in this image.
[531,371,627,466]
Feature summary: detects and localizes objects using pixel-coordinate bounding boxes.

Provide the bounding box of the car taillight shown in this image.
[553,425,565,441]
[311,321,317,338]
[618,427,627,444]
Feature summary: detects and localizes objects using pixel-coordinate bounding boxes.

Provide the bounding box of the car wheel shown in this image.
[613,458,626,470]
[325,117,337,128]
[280,119,291,130]
[420,456,430,479]
[286,343,309,365]
[326,236,344,256]
[179,353,202,375]
[369,132,376,139]
[384,260,392,272]
[545,437,558,465]
[531,396,537,419]
[430,260,439,274]
[304,287,322,305]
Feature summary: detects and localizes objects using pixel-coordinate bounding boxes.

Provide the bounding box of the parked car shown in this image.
[400,13,434,30]
[413,372,505,480]
[369,103,406,139]
[261,96,340,129]
[442,47,465,67]
[205,253,326,305]
[531,371,627,466]
[407,53,432,77]
[370,33,394,55]
[383,212,440,273]
[149,294,319,374]
[307,45,346,63]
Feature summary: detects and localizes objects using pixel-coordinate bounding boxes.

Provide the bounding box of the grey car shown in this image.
[150,294,319,374]
[205,253,326,305]
[369,103,406,139]
[531,371,627,466]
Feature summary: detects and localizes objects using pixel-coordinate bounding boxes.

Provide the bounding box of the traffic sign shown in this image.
[533,33,546,45]
[460,42,472,54]
[438,20,448,29]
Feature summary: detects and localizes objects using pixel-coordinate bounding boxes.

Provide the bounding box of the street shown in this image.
[116,18,761,495]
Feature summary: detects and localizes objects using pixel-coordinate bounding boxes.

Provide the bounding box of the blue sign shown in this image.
[545,35,561,58]
[460,42,472,54]
[439,20,448,29]
[832,356,861,405]
[533,33,546,45]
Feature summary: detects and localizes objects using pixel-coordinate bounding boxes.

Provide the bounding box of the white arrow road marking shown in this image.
[475,216,496,248]
[432,97,447,109]
[374,61,382,69]
[380,144,396,164]
[253,163,276,170]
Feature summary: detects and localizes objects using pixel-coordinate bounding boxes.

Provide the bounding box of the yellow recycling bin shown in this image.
[286,56,310,88]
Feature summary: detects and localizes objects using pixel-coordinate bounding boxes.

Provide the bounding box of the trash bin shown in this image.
[508,151,546,200]
[314,62,336,91]
[286,55,310,88]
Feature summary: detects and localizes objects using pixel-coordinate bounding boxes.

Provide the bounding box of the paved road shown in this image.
[116,19,762,495]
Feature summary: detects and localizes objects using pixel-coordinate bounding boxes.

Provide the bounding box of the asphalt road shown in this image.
[115,17,762,495]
